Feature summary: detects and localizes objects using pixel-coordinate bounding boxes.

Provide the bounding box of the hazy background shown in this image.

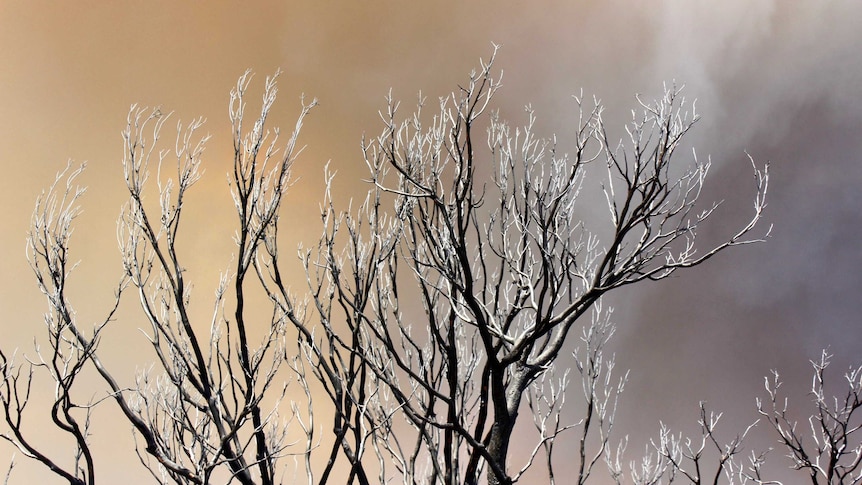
[1,1,861,482]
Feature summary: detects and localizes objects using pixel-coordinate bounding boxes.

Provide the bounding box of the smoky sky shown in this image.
[1,1,861,482]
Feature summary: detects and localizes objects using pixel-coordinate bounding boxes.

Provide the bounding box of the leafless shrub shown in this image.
[0,51,773,485]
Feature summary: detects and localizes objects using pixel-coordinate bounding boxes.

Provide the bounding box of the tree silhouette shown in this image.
[13,52,856,485]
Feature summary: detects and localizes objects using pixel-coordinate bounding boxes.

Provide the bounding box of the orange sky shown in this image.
[2,1,862,483]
